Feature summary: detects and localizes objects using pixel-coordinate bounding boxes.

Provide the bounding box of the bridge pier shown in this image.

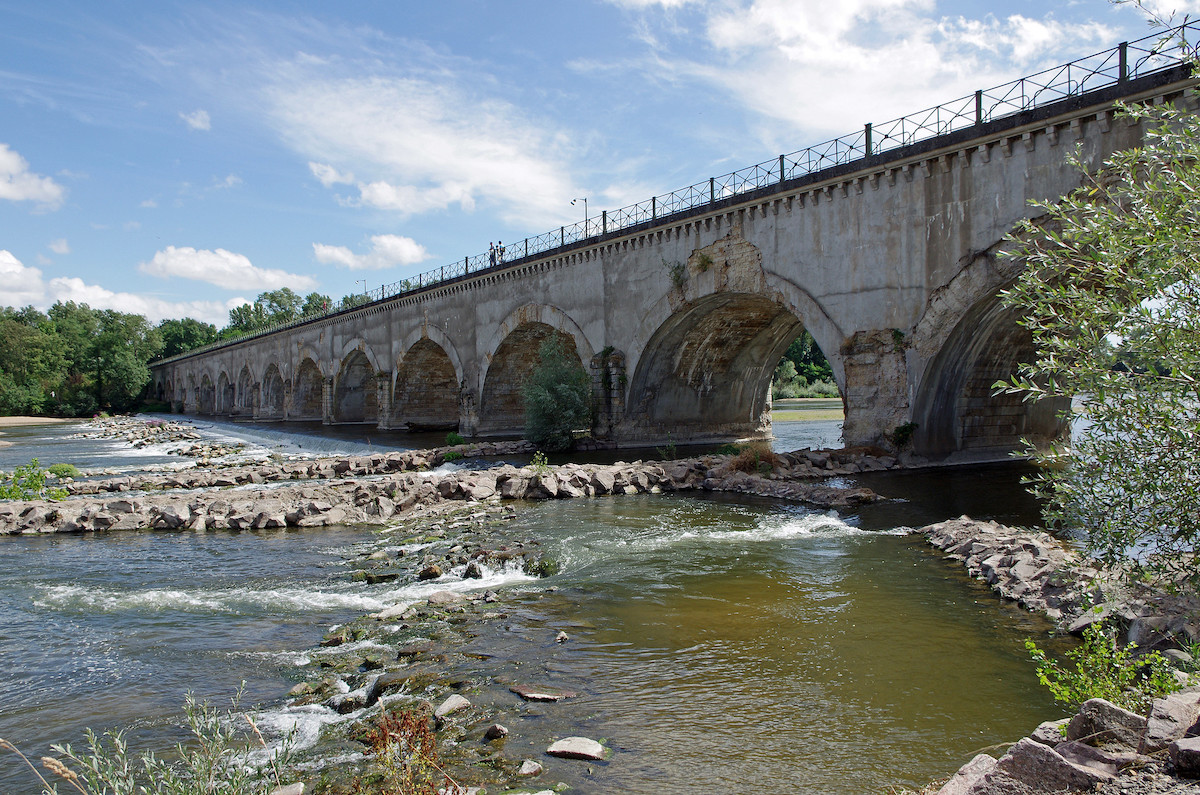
[321,378,334,425]
[375,372,393,431]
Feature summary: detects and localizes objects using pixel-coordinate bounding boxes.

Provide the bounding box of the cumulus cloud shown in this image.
[312,234,430,271]
[0,250,239,324]
[0,143,66,209]
[0,250,48,306]
[266,69,576,224]
[139,245,318,291]
[180,109,212,131]
[48,238,70,255]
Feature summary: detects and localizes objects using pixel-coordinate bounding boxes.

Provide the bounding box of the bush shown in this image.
[1025,621,1179,712]
[0,459,68,501]
[444,431,465,446]
[442,451,463,462]
[360,704,455,795]
[728,441,781,475]
[47,463,80,479]
[523,336,591,452]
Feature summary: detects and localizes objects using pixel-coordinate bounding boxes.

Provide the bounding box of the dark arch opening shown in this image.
[291,359,324,421]
[480,322,581,436]
[334,350,378,424]
[235,365,255,415]
[912,293,1068,461]
[260,364,285,420]
[215,371,232,415]
[625,293,812,443]
[393,339,459,431]
[198,374,215,415]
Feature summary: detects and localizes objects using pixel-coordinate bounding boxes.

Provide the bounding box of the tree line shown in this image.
[0,287,365,417]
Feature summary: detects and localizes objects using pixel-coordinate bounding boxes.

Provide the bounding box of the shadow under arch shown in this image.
[910,292,1067,461]
[392,336,462,431]
[478,321,587,437]
[622,292,810,443]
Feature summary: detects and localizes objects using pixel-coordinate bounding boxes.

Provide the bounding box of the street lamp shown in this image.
[356,279,366,297]
[571,197,588,231]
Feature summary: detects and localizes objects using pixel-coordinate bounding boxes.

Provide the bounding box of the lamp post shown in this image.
[571,197,588,233]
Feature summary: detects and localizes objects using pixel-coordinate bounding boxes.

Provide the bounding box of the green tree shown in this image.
[157,317,218,358]
[998,96,1200,588]
[523,336,591,452]
[0,307,64,415]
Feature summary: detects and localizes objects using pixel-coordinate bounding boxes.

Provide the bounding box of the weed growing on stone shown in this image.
[1025,621,1179,712]
[358,705,459,795]
[728,442,780,475]
[443,451,463,462]
[530,451,551,475]
[656,436,677,461]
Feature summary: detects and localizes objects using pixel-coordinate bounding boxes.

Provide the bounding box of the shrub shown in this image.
[530,451,551,475]
[443,451,463,462]
[523,336,591,452]
[444,431,465,446]
[360,704,455,795]
[0,459,68,501]
[48,463,80,479]
[728,441,781,475]
[1025,621,1179,713]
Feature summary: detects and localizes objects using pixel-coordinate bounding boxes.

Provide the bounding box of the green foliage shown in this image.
[157,318,218,359]
[890,422,918,450]
[0,459,68,501]
[1025,621,1179,712]
[444,431,465,446]
[716,442,742,455]
[997,97,1200,588]
[443,451,463,462]
[664,258,687,288]
[47,463,80,479]
[523,555,560,577]
[695,252,713,272]
[523,336,591,452]
[20,689,295,795]
[772,331,835,398]
[656,436,677,461]
[530,450,551,475]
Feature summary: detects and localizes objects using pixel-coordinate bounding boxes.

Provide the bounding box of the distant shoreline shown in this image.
[0,416,75,429]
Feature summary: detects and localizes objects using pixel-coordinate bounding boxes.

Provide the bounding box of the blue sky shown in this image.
[0,0,1192,327]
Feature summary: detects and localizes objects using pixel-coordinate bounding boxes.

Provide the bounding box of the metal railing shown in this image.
[156,21,1198,365]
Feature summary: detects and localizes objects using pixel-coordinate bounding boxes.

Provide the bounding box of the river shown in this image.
[0,413,1064,794]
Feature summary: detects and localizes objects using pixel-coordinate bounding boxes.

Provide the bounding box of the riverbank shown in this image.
[0,416,74,428]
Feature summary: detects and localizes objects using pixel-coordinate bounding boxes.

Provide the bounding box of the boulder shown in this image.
[518,760,544,776]
[434,694,470,719]
[1029,718,1070,746]
[1170,735,1200,776]
[546,736,606,761]
[510,684,578,702]
[935,753,997,795]
[1066,698,1148,748]
[1141,691,1200,754]
[484,724,509,740]
[994,737,1114,790]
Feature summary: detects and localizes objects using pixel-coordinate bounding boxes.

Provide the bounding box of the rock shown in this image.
[1029,718,1070,746]
[463,561,484,579]
[555,631,570,643]
[510,684,578,702]
[418,563,443,581]
[434,694,470,719]
[546,736,606,761]
[1169,735,1200,776]
[1066,698,1148,748]
[371,602,412,620]
[484,723,509,740]
[270,784,304,795]
[994,737,1114,790]
[1141,691,1200,754]
[935,753,997,795]
[518,759,544,776]
[427,590,465,606]
[1053,740,1135,776]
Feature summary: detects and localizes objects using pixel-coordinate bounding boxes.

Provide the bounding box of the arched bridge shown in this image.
[150,32,1199,462]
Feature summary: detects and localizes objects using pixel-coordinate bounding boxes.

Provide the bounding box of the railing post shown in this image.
[709,177,715,204]
[778,154,786,183]
[651,196,656,220]
[464,256,468,273]
[560,226,564,246]
[1119,42,1129,82]
[975,90,983,125]
[602,210,607,234]
[863,124,872,157]
[525,238,529,257]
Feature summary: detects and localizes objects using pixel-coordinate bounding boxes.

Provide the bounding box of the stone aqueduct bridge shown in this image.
[152,65,1197,462]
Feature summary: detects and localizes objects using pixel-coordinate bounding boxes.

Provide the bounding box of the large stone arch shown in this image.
[478,304,595,398]
[392,337,461,431]
[290,357,324,421]
[478,320,588,437]
[198,373,216,415]
[235,364,256,416]
[215,370,233,415]
[260,363,286,420]
[622,292,806,443]
[334,348,379,424]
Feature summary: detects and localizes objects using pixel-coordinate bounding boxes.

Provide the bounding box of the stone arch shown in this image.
[215,370,233,415]
[260,364,286,420]
[334,349,379,424]
[235,364,256,416]
[290,357,324,421]
[622,292,808,443]
[198,373,216,415]
[479,321,587,436]
[478,304,595,397]
[910,292,1067,461]
[392,338,461,431]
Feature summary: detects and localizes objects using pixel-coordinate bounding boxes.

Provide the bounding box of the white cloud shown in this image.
[0,143,65,209]
[48,238,70,255]
[180,109,212,131]
[312,234,431,271]
[0,250,48,306]
[46,276,245,324]
[140,198,158,208]
[309,161,355,187]
[266,69,577,224]
[212,174,242,189]
[139,245,318,291]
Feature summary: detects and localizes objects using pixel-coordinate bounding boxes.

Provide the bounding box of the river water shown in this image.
[0,415,1064,794]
